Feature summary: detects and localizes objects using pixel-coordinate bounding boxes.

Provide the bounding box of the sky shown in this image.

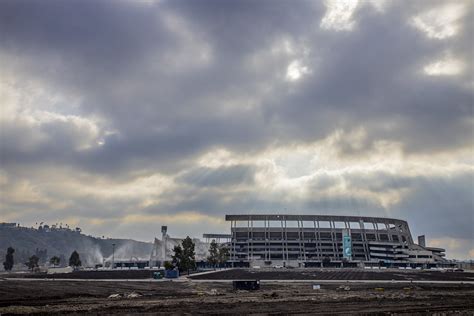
[0,0,473,259]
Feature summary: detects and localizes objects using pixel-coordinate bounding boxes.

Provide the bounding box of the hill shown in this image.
[0,223,153,268]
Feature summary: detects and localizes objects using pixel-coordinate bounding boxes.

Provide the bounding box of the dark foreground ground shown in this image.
[190,268,474,282]
[1,280,474,315]
[4,269,157,280]
[5,267,474,281]
[1,270,474,315]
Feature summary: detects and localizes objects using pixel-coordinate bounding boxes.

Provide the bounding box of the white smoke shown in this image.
[104,241,151,262]
[150,237,210,262]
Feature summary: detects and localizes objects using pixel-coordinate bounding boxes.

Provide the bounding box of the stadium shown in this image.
[224,214,446,268]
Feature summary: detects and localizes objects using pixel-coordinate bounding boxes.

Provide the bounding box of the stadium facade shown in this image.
[225,214,446,267]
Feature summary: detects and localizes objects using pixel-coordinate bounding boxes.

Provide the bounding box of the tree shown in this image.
[181,236,196,275]
[69,250,81,269]
[171,244,183,270]
[172,236,196,274]
[25,255,39,271]
[50,256,60,267]
[3,247,14,271]
[218,246,229,266]
[163,261,174,270]
[207,240,219,268]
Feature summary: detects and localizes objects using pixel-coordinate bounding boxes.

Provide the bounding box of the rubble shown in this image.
[337,285,351,291]
[126,292,142,298]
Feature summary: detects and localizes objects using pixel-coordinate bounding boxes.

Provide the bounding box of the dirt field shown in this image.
[3,269,157,280]
[190,268,474,282]
[1,278,474,315]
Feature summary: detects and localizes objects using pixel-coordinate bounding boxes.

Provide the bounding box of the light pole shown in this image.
[112,243,115,269]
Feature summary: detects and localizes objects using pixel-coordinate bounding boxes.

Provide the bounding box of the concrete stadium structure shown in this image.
[226,214,446,267]
[149,226,210,267]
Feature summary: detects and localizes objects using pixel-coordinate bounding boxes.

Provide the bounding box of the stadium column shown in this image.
[299,217,306,262]
[265,216,269,262]
[345,220,350,260]
[250,217,254,262]
[404,222,414,244]
[360,219,370,261]
[232,220,236,264]
[315,219,322,261]
[385,222,393,242]
[282,217,288,264]
[330,220,337,260]
[373,221,380,242]
[394,222,404,258]
[247,218,251,262]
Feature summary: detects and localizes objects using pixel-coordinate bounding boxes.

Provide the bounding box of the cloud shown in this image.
[177,164,256,188]
[0,0,473,259]
[412,1,467,40]
[320,0,360,31]
[424,55,465,76]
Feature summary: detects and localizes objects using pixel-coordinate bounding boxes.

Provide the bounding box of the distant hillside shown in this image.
[0,223,153,268]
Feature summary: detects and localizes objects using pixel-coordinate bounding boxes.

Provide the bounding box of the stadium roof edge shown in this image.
[225,214,407,223]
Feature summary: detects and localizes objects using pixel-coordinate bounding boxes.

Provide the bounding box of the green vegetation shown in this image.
[172,236,196,274]
[163,261,174,270]
[25,255,39,271]
[207,241,229,268]
[207,240,219,268]
[69,250,82,269]
[218,246,229,265]
[49,255,61,267]
[3,247,14,271]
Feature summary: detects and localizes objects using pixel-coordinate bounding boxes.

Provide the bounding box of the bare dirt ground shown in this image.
[189,268,474,282]
[3,269,157,280]
[1,276,473,315]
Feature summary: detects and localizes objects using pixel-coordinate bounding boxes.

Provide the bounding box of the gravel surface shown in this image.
[1,277,474,314]
[190,268,474,281]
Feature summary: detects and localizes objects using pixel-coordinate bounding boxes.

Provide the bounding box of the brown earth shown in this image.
[3,269,158,280]
[189,268,474,281]
[0,278,473,315]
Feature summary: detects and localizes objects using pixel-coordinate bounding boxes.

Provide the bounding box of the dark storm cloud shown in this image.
[146,180,385,218]
[0,0,170,80]
[343,170,474,240]
[0,2,273,174]
[162,0,323,54]
[307,173,340,191]
[344,171,414,193]
[393,172,474,240]
[268,2,473,154]
[1,0,472,174]
[0,0,473,257]
[177,164,256,188]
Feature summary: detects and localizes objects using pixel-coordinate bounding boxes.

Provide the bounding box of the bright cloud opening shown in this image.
[424,57,464,76]
[412,2,466,40]
[320,0,359,31]
[286,60,310,81]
